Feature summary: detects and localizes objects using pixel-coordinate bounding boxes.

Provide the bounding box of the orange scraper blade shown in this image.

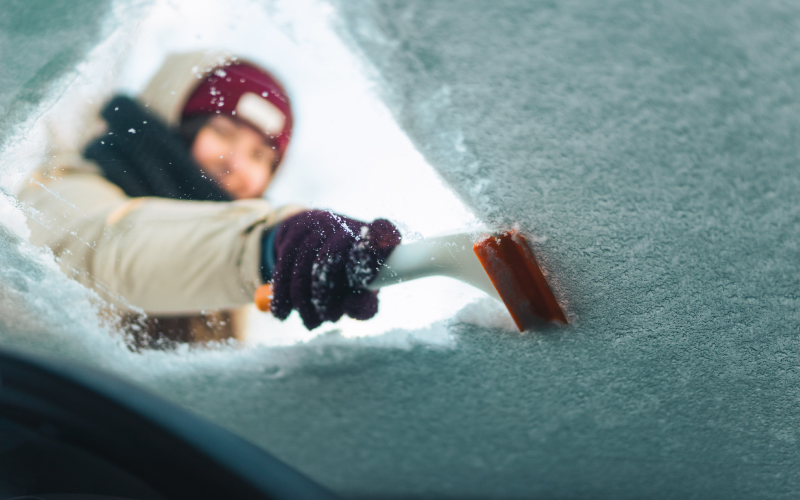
[473,231,567,331]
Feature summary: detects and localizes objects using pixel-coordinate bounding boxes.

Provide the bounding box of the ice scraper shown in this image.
[255,230,567,331]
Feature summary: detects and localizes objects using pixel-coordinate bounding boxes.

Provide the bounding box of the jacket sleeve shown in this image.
[17,156,305,315]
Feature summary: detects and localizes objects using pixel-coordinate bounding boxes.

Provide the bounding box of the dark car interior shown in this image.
[0,348,338,500]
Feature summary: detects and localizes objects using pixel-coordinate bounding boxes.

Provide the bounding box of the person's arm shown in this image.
[18,158,303,314]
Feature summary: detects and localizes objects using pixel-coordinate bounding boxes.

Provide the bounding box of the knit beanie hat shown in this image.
[181,60,293,169]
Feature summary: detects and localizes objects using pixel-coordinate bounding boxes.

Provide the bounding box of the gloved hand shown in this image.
[270,210,401,330]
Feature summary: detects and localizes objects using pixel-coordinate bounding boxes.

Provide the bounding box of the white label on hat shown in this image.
[236,92,286,136]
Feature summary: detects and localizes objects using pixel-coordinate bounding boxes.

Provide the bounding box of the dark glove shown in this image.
[270,210,401,330]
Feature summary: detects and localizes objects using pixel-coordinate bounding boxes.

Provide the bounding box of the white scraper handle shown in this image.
[254,232,503,313]
[368,233,501,300]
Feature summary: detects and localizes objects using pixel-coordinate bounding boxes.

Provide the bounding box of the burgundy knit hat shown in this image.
[181,60,293,168]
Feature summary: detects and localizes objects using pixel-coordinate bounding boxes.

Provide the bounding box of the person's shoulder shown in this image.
[50,152,103,176]
[16,152,123,200]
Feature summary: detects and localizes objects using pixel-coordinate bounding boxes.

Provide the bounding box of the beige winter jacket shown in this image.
[16,52,302,340]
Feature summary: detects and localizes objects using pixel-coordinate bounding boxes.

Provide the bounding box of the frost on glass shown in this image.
[1,0,799,499]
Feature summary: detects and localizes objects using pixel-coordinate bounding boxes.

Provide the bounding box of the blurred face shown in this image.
[191,115,277,200]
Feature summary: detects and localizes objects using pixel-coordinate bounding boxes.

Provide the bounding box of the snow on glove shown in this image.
[270,210,401,330]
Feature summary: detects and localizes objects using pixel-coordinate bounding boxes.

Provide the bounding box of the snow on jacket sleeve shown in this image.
[17,154,305,315]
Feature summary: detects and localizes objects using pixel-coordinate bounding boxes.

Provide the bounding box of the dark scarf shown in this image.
[83,95,232,202]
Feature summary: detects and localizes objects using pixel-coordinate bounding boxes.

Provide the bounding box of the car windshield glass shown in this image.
[1,0,799,498]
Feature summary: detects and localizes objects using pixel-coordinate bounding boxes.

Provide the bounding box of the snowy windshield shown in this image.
[1,0,799,498]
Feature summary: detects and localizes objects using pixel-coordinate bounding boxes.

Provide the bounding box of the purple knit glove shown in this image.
[271,210,401,330]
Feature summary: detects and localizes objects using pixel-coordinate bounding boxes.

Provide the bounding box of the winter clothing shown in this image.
[260,226,280,280]
[16,52,304,344]
[17,50,396,343]
[84,95,232,201]
[181,60,293,168]
[20,151,302,311]
[270,210,401,330]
